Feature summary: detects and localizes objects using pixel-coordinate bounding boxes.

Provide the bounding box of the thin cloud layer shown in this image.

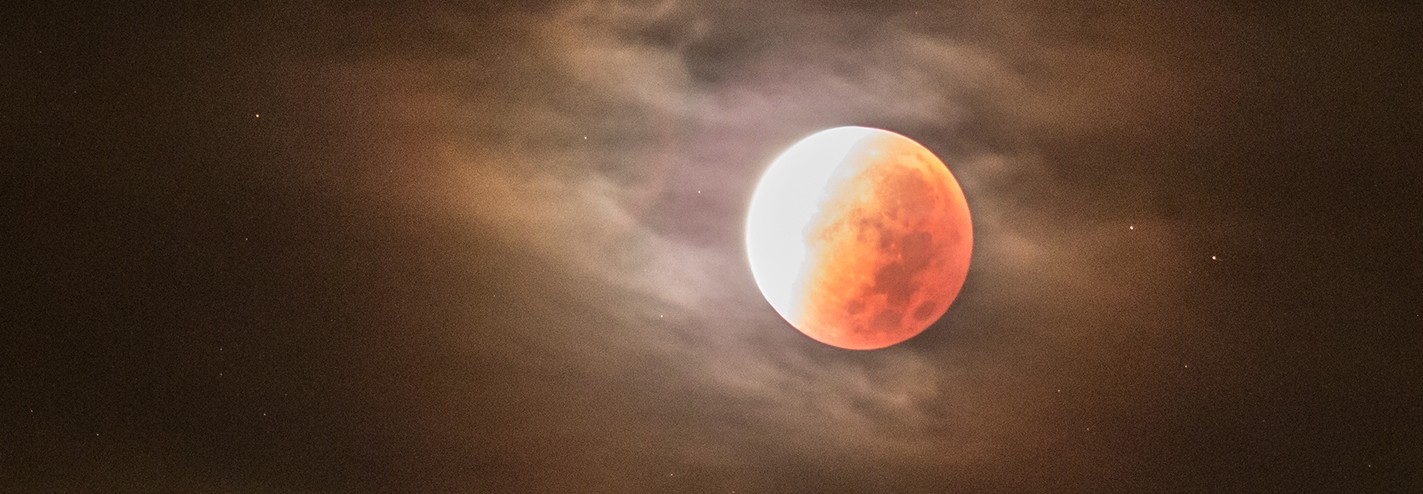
[9,0,1415,491]
[294,0,1201,490]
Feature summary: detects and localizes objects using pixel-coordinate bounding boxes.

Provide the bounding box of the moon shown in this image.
[746,126,972,350]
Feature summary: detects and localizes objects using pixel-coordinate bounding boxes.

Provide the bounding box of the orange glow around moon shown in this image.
[746,126,972,350]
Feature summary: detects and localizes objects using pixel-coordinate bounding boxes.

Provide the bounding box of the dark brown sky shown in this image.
[5,1,1421,492]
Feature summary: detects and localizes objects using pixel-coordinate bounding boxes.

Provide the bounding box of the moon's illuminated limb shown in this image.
[745,127,872,324]
[746,126,972,350]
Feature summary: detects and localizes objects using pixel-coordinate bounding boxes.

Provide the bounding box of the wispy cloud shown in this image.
[302,0,1199,488]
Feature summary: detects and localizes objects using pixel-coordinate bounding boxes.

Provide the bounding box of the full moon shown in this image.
[746,126,972,350]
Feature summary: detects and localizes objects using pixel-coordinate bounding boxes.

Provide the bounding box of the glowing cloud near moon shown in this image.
[746,127,972,350]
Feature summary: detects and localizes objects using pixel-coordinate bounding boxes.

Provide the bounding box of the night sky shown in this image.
[5,1,1421,492]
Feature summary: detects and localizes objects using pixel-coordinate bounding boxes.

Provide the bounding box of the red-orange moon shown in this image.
[746,126,972,350]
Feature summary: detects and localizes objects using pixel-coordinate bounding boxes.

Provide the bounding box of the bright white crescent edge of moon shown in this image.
[744,126,886,328]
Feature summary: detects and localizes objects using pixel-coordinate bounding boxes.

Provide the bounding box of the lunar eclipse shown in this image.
[746,127,972,350]
[10,1,1415,491]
